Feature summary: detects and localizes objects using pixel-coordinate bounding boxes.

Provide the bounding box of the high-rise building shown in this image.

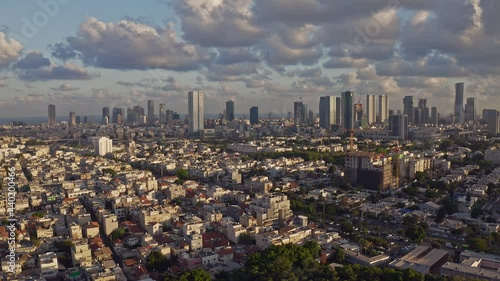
[308,109,314,125]
[366,95,376,125]
[454,82,464,123]
[465,97,476,122]
[294,101,306,126]
[354,103,364,127]
[69,111,76,126]
[102,107,110,123]
[92,137,113,156]
[403,96,414,124]
[147,100,155,122]
[48,104,56,125]
[378,95,389,125]
[112,107,124,124]
[250,106,259,125]
[75,116,81,124]
[319,96,336,129]
[188,91,205,135]
[389,114,409,140]
[483,109,499,135]
[342,91,355,130]
[336,97,342,125]
[159,103,166,123]
[226,100,235,122]
[417,98,429,124]
[431,107,439,125]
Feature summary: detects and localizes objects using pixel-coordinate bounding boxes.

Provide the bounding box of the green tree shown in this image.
[469,238,488,252]
[111,228,126,240]
[303,240,321,258]
[405,225,426,243]
[176,168,189,182]
[146,251,169,272]
[334,247,345,262]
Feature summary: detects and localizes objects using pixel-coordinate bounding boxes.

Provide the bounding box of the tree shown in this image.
[166,268,212,281]
[176,168,189,181]
[334,247,345,262]
[303,241,321,258]
[146,251,169,272]
[469,238,488,252]
[111,228,126,240]
[405,225,425,243]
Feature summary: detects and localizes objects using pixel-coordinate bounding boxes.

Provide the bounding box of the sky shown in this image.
[0,0,499,118]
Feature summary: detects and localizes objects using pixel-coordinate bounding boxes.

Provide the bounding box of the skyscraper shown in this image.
[366,95,376,125]
[147,100,155,123]
[465,97,476,122]
[159,103,166,123]
[389,114,409,140]
[431,107,439,125]
[454,82,464,123]
[417,98,429,124]
[336,97,342,125]
[48,104,56,125]
[378,95,389,125]
[188,91,205,135]
[294,101,306,126]
[342,91,354,130]
[102,107,110,123]
[250,106,259,125]
[112,107,124,124]
[226,100,235,121]
[483,109,499,135]
[69,111,76,126]
[354,103,363,127]
[319,96,336,129]
[403,96,414,124]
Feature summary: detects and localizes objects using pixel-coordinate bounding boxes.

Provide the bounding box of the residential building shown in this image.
[92,137,113,156]
[39,252,59,279]
[71,239,93,267]
[379,95,389,125]
[188,91,205,135]
[366,95,376,125]
[249,193,293,227]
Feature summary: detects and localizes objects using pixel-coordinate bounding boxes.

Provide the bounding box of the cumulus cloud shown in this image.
[0,32,23,68]
[50,83,80,91]
[173,0,264,47]
[51,17,213,70]
[13,51,51,69]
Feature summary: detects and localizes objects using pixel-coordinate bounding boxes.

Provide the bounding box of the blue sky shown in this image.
[0,0,499,118]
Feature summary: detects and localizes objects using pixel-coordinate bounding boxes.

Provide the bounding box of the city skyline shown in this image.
[1,1,500,118]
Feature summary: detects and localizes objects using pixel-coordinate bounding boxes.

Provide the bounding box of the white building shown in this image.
[39,252,59,279]
[188,91,204,135]
[92,137,113,156]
